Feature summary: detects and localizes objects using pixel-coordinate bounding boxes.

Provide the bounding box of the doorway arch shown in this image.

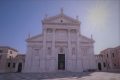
[18,63,22,72]
[98,63,102,71]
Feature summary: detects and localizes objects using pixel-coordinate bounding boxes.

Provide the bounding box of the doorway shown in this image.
[98,63,102,71]
[18,63,22,72]
[58,54,65,70]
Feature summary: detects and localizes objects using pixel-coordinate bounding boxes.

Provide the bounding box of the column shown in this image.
[43,28,47,58]
[52,28,56,57]
[68,29,71,57]
[76,30,80,58]
[24,45,29,71]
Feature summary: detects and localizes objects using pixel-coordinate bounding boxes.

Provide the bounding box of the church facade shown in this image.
[23,9,96,72]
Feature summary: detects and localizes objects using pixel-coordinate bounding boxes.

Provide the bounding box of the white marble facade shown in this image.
[23,8,96,72]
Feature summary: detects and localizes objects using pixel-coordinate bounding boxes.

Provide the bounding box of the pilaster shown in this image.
[52,28,56,57]
[68,29,71,58]
[76,29,80,58]
[43,28,47,58]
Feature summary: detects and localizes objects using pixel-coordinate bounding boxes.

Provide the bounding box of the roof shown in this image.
[115,45,120,49]
[17,54,26,55]
[0,46,18,52]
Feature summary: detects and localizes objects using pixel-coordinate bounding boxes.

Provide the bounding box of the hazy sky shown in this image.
[0,0,119,54]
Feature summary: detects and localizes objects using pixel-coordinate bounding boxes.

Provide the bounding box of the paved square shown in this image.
[0,71,120,80]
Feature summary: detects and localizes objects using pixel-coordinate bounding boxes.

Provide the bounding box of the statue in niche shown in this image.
[35,49,39,56]
[48,47,51,55]
[72,48,75,55]
[83,50,87,56]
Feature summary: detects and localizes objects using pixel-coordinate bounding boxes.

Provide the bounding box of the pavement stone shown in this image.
[0,71,120,80]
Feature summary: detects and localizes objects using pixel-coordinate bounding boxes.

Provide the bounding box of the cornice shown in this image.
[42,23,80,26]
[27,41,43,43]
[26,34,43,42]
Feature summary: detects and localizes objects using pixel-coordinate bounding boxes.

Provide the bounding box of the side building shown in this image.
[95,46,120,71]
[0,46,25,73]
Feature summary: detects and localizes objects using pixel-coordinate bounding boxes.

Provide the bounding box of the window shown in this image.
[0,50,3,53]
[8,63,10,67]
[10,51,12,54]
[0,55,2,59]
[107,54,108,57]
[83,50,87,56]
[103,63,106,67]
[114,64,116,67]
[9,56,11,59]
[112,53,114,57]
[13,63,16,68]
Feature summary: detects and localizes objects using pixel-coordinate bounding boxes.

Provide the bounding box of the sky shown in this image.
[0,0,119,54]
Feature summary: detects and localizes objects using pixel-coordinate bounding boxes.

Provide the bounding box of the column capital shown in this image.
[76,29,79,33]
[67,28,71,32]
[52,28,56,31]
[43,28,47,31]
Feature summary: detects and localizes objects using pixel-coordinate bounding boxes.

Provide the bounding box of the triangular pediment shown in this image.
[42,13,80,24]
[26,34,43,42]
[81,35,95,43]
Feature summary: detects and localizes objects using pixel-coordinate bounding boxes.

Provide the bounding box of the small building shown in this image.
[0,46,25,73]
[95,46,120,71]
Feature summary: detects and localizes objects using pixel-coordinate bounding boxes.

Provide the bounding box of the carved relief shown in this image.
[58,47,65,54]
[60,47,63,53]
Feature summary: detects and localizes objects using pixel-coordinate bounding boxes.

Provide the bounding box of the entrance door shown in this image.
[98,63,102,71]
[18,63,22,72]
[58,54,65,70]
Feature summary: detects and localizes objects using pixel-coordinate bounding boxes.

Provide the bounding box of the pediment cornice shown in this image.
[81,35,95,43]
[43,23,80,26]
[26,34,43,42]
[42,13,80,24]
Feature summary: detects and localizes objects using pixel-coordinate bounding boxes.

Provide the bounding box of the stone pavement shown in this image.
[0,71,120,80]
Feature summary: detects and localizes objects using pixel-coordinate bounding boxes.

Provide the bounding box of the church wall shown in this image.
[89,46,97,69]
[48,17,76,23]
[81,46,89,70]
[43,25,80,31]
[56,29,68,41]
